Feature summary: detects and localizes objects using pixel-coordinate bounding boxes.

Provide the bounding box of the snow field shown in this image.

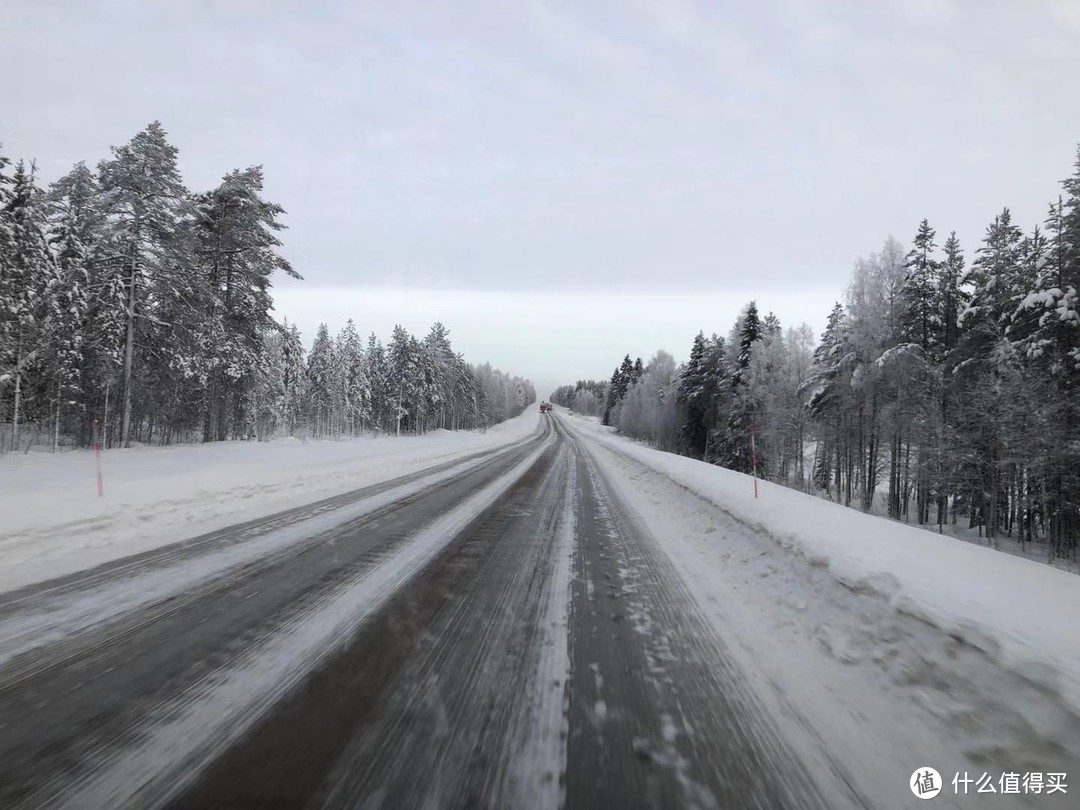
[560,411,1079,808]
[0,407,541,593]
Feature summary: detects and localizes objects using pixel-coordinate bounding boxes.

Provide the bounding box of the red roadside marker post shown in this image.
[751,429,759,499]
[93,418,104,497]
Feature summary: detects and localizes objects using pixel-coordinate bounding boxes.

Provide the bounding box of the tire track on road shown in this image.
[561,416,824,810]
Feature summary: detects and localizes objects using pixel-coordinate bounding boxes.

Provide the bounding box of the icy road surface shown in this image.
[0,415,828,809]
[0,413,1074,809]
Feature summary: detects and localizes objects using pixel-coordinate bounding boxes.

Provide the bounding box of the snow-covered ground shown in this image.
[792,445,1079,574]
[560,410,1079,807]
[0,408,540,594]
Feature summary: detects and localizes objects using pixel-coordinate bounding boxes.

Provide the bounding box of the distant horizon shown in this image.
[270,284,838,397]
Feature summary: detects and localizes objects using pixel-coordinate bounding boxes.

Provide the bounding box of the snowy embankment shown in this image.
[0,408,539,594]
[561,410,1079,804]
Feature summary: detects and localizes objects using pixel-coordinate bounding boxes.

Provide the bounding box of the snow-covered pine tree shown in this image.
[1000,152,1080,554]
[194,166,300,441]
[800,302,852,498]
[901,219,943,359]
[306,323,338,437]
[387,324,418,436]
[701,334,731,462]
[0,149,12,442]
[409,332,431,433]
[281,320,306,435]
[939,231,966,356]
[893,220,945,523]
[0,161,53,449]
[932,231,969,529]
[423,322,455,430]
[734,300,761,386]
[960,209,1024,338]
[44,163,103,446]
[48,162,127,446]
[608,355,643,427]
[1043,158,1080,551]
[97,121,190,447]
[365,332,388,433]
[952,209,1026,541]
[601,364,620,426]
[722,301,764,472]
[41,219,91,446]
[676,331,710,459]
[250,325,287,438]
[337,319,369,435]
[603,356,634,426]
[1013,157,1079,376]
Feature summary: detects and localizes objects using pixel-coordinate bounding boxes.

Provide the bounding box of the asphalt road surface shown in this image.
[0,413,828,809]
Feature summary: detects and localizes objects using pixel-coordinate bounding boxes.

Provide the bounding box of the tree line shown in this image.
[0,122,533,450]
[549,379,608,418]
[262,319,534,441]
[554,149,1080,560]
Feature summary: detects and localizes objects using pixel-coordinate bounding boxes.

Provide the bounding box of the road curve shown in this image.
[0,412,831,809]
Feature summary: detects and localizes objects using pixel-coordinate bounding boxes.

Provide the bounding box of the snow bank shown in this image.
[0,408,540,593]
[561,412,1080,731]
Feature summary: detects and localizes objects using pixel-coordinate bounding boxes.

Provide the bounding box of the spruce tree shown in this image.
[0,161,53,447]
[337,319,368,435]
[960,208,1024,336]
[306,323,338,436]
[677,331,708,457]
[281,320,306,435]
[734,300,761,385]
[901,219,943,357]
[387,324,418,435]
[725,302,765,472]
[603,356,634,425]
[45,163,102,441]
[939,232,965,355]
[366,332,388,432]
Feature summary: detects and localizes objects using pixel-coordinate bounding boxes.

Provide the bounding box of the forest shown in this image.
[553,150,1080,560]
[0,122,534,451]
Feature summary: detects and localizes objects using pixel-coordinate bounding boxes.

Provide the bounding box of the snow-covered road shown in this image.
[0,410,1074,808]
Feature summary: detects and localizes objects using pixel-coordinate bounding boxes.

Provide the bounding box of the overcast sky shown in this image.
[5,0,1080,395]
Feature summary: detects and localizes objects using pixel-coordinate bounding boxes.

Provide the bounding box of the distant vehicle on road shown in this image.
[539,402,550,413]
